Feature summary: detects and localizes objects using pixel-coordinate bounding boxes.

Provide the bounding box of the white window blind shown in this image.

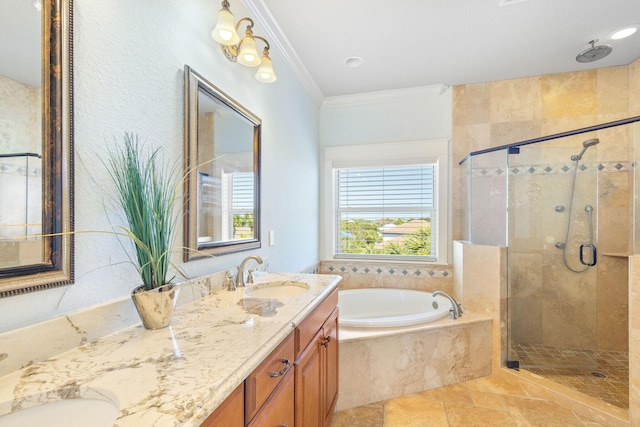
[221,171,254,240]
[231,172,254,211]
[334,164,437,260]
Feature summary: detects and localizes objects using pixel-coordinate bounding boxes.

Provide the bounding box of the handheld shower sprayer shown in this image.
[571,138,600,161]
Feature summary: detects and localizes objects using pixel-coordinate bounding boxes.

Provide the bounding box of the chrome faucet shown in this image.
[236,255,263,287]
[433,290,463,319]
[225,271,237,291]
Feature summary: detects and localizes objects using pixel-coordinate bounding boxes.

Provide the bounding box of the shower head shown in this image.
[576,40,612,63]
[583,138,600,148]
[571,138,600,161]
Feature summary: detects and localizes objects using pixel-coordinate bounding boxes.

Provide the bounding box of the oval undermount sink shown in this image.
[244,281,310,299]
[0,398,119,427]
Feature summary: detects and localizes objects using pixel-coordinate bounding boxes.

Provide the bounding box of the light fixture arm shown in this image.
[252,36,270,52]
[235,17,254,33]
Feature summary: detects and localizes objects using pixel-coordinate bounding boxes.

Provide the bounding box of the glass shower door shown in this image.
[507,141,598,370]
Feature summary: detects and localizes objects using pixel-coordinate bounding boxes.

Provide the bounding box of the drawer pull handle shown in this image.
[321,336,331,347]
[269,358,290,377]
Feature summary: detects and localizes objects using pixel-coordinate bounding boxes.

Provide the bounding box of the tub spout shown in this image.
[433,291,463,319]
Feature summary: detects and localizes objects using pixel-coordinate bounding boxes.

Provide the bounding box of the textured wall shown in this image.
[0,0,320,333]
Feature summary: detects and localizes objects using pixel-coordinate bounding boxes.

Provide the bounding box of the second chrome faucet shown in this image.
[236,255,264,288]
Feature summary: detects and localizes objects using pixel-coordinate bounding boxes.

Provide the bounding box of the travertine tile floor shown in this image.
[513,343,629,409]
[330,374,606,426]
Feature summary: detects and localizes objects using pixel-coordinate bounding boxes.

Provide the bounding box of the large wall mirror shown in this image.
[183,66,261,260]
[0,0,74,297]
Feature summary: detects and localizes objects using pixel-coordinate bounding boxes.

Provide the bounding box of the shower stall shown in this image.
[460,116,640,409]
[0,152,42,269]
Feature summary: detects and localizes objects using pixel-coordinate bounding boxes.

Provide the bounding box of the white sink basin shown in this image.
[244,281,310,299]
[0,398,119,427]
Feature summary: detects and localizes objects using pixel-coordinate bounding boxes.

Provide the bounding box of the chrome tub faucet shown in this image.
[433,290,463,319]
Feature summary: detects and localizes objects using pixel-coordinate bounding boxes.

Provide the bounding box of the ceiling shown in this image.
[248,0,640,100]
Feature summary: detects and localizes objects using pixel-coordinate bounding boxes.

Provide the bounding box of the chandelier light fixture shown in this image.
[211,0,277,83]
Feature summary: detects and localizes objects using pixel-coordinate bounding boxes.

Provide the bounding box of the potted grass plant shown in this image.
[105,133,181,330]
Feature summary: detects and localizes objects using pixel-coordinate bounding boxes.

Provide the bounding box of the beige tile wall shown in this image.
[337,317,492,411]
[318,260,453,293]
[454,57,640,421]
[629,256,640,425]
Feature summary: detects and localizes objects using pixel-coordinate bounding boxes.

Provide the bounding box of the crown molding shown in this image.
[243,0,325,106]
[321,84,450,109]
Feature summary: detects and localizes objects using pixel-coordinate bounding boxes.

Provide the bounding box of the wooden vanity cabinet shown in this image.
[200,383,244,427]
[201,289,338,427]
[294,289,339,427]
[245,333,295,423]
[247,368,294,427]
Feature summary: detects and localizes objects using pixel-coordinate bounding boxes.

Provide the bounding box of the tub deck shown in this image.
[337,312,493,411]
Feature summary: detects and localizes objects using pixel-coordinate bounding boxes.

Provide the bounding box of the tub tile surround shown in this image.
[319,260,453,293]
[453,241,507,371]
[0,272,341,426]
[329,255,491,412]
[337,314,492,411]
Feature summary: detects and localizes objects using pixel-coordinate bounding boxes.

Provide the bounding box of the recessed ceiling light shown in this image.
[344,56,363,68]
[609,25,639,40]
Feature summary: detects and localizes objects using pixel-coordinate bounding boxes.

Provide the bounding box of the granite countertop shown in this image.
[0,272,341,426]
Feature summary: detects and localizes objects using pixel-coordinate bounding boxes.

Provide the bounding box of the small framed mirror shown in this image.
[0,0,74,297]
[183,66,261,260]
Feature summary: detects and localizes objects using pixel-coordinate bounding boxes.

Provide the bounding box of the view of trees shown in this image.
[233,213,254,239]
[340,218,431,256]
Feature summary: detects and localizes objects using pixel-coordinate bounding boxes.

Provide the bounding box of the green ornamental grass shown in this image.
[105,133,179,292]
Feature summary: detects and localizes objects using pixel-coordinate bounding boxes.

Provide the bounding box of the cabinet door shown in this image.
[247,368,295,427]
[245,334,295,422]
[322,308,339,426]
[200,383,244,427]
[294,328,323,427]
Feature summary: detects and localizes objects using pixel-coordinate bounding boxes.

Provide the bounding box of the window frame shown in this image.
[321,140,451,264]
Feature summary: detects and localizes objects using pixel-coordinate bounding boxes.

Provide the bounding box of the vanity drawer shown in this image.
[247,368,294,427]
[295,288,338,357]
[245,333,295,422]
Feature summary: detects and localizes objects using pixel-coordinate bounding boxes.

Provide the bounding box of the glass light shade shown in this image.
[255,54,277,83]
[610,27,637,40]
[237,37,261,67]
[211,8,239,45]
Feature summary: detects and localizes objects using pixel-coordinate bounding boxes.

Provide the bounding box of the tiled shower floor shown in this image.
[511,343,629,409]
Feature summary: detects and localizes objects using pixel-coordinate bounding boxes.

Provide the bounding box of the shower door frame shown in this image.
[506,141,599,370]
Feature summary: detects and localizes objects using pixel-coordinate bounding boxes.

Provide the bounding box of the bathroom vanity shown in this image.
[0,273,341,427]
[202,287,339,427]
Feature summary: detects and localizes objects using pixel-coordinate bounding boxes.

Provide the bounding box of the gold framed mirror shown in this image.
[0,0,74,297]
[183,65,261,260]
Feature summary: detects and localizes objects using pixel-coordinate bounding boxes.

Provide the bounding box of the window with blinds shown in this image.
[225,172,254,239]
[334,164,437,260]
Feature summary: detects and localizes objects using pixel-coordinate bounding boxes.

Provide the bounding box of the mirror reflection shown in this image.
[0,0,74,297]
[184,65,261,260]
[0,0,44,269]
